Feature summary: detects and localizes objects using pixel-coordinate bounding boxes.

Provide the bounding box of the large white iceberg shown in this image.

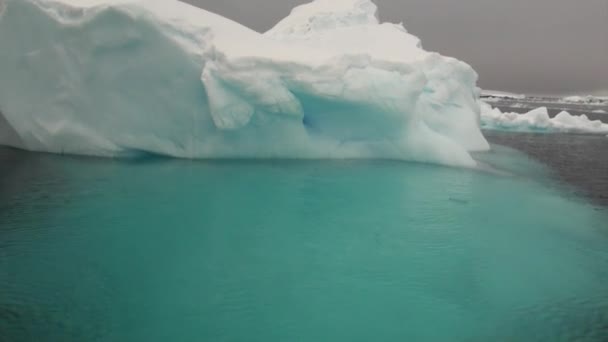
[480,102,608,134]
[0,0,489,166]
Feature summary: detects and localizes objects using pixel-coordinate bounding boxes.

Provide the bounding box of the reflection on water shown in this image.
[0,145,607,341]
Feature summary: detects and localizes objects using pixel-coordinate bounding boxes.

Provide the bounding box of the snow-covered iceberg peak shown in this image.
[267,0,379,38]
[266,0,423,60]
[0,0,489,167]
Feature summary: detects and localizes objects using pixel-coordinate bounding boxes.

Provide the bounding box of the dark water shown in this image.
[1,134,608,341]
[485,132,608,207]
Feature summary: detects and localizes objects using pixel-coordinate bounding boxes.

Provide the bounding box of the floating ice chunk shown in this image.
[0,0,489,167]
[480,90,526,100]
[480,102,608,134]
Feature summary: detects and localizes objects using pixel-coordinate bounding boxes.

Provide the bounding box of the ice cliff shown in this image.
[0,0,490,166]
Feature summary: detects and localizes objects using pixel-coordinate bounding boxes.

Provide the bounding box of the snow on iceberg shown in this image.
[480,102,608,134]
[0,0,489,166]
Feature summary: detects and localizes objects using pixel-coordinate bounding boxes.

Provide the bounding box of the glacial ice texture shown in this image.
[0,0,490,166]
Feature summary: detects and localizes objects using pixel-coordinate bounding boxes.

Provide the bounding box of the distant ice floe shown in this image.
[480,102,608,135]
[561,95,608,105]
[480,90,526,100]
[482,91,608,110]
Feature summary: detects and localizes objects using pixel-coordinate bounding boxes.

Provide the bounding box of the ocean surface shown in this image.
[1,128,608,341]
[484,132,608,207]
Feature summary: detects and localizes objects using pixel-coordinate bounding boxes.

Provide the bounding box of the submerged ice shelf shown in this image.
[0,0,490,167]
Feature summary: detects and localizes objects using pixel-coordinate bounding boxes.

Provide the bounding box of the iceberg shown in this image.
[0,0,489,166]
[480,102,608,135]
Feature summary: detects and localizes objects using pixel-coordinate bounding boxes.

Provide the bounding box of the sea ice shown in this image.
[0,0,490,166]
[561,95,608,105]
[480,102,608,134]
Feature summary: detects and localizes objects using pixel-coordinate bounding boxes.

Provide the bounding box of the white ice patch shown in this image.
[480,102,608,135]
[0,0,489,167]
[267,0,380,39]
[561,95,608,105]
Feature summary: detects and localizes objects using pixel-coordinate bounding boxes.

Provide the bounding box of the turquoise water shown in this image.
[1,145,608,341]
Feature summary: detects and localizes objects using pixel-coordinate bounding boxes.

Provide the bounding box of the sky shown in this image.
[185,0,608,96]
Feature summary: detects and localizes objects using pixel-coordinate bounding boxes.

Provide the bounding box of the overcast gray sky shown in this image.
[185,0,608,96]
